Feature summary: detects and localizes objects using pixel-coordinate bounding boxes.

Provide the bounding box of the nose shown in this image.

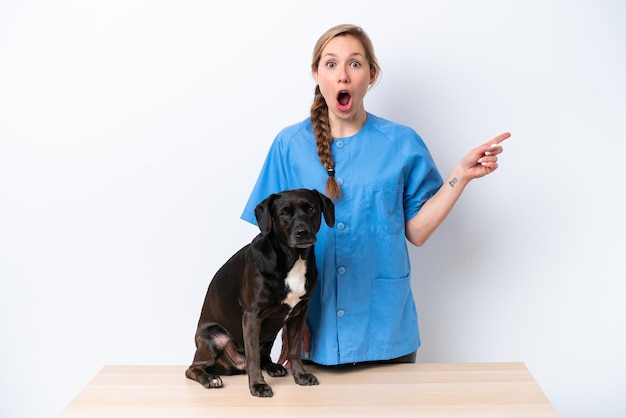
[338,67,349,83]
[295,227,311,239]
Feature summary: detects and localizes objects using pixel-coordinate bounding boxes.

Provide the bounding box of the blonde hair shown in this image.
[310,24,381,200]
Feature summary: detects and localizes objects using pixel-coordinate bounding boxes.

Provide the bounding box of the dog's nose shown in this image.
[295,228,311,239]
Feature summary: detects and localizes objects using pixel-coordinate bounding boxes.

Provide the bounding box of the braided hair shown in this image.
[310,24,381,200]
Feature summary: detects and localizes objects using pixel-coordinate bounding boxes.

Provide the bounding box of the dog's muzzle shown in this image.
[289,225,316,248]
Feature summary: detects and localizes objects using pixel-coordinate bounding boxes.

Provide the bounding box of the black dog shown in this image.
[185,188,335,397]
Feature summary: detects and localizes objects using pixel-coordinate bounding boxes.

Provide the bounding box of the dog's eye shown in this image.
[279,210,290,217]
[308,206,317,214]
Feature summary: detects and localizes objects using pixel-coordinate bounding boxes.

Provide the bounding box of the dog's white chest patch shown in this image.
[283,258,307,309]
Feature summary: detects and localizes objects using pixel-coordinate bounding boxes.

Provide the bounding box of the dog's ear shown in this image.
[254,193,277,235]
[315,189,335,228]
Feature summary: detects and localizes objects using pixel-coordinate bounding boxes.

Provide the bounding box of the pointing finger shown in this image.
[488,132,511,147]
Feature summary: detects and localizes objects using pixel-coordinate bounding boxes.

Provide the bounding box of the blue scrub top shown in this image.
[241,113,443,365]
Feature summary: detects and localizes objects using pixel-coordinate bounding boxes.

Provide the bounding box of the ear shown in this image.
[254,194,277,235]
[369,65,377,85]
[315,189,335,228]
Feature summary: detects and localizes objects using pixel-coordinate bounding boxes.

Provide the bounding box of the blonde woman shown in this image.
[242,24,510,366]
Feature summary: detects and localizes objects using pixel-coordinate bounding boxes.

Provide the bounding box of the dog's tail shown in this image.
[221,338,246,371]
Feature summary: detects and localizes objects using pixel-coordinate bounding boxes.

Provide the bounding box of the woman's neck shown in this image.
[329,109,367,139]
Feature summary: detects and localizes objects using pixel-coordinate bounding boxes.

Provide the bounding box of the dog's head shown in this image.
[254,189,335,248]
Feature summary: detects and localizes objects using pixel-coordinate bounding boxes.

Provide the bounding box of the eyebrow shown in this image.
[322,51,365,60]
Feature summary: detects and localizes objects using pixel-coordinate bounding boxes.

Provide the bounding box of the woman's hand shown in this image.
[277,322,311,369]
[457,132,511,182]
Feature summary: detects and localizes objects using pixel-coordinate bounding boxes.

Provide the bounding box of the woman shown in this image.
[241,24,510,366]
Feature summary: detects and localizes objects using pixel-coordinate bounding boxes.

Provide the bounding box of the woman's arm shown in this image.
[405,132,511,247]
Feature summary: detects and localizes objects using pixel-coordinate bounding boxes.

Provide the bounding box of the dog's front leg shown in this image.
[285,314,319,386]
[242,310,273,397]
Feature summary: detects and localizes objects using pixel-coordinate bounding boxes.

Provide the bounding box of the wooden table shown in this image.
[58,362,559,417]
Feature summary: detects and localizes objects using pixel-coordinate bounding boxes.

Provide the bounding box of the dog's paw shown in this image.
[294,372,319,386]
[251,383,273,397]
[266,363,288,377]
[201,374,224,389]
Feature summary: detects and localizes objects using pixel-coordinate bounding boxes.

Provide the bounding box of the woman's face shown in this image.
[313,34,376,123]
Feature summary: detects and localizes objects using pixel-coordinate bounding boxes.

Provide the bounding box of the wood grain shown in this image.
[58,362,560,417]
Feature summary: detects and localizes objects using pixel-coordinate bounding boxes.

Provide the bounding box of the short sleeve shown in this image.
[402,133,443,222]
[240,136,289,226]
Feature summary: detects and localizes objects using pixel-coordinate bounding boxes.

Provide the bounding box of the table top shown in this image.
[58,362,559,417]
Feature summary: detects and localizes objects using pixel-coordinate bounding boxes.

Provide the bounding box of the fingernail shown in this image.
[484,151,492,156]
[490,143,498,148]
[477,158,483,163]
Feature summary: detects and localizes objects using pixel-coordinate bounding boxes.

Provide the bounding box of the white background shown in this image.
[1,1,625,417]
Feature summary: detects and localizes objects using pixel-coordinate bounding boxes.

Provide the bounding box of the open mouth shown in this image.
[337,91,351,107]
[337,91,352,107]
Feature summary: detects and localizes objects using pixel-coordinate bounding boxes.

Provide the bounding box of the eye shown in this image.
[308,206,318,215]
[325,60,336,68]
[279,209,290,218]
[349,60,361,68]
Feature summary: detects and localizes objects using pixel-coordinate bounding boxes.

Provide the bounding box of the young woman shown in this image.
[241,24,510,366]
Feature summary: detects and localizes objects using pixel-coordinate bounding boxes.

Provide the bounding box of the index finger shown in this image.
[488,132,511,147]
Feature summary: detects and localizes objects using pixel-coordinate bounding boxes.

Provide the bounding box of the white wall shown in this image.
[1,1,624,417]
